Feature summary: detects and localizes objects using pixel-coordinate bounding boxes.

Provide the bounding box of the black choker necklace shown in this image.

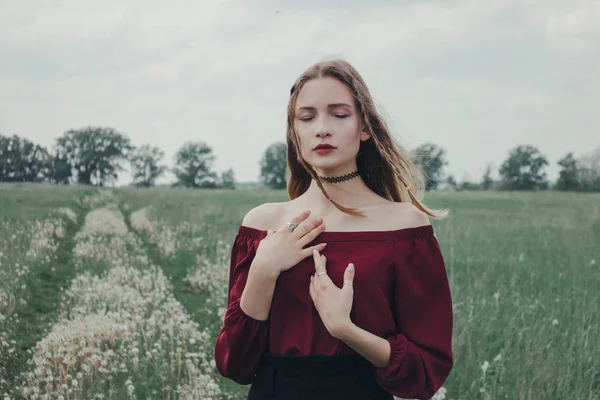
[317,170,360,183]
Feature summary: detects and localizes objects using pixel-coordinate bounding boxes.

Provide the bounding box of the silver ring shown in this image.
[287,222,299,232]
[344,280,353,286]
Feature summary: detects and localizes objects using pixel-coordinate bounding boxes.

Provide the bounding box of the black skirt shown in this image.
[247,353,394,400]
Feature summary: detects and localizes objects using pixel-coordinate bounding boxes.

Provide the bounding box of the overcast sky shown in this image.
[1,0,598,186]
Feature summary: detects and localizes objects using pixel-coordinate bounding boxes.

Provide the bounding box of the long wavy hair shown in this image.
[286,58,448,219]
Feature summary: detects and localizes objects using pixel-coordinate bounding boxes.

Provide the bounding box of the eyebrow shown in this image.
[296,103,353,112]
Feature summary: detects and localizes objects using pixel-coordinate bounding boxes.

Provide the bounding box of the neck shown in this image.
[301,173,374,213]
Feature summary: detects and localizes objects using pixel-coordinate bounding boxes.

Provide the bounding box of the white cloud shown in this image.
[543,0,600,37]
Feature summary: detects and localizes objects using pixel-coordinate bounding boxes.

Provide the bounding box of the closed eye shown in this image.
[298,114,349,121]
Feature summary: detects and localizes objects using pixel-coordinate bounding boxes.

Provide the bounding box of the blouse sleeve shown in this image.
[214,231,270,385]
[373,232,454,399]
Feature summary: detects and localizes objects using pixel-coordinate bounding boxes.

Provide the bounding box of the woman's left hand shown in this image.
[309,248,355,340]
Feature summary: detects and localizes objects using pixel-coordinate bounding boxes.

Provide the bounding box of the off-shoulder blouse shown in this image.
[214,224,453,399]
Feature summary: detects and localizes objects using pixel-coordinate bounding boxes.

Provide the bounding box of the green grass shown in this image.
[1,183,598,399]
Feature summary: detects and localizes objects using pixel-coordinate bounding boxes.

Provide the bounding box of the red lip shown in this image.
[314,145,336,150]
[315,148,335,154]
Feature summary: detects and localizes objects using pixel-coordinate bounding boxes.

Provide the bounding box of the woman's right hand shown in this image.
[251,210,327,277]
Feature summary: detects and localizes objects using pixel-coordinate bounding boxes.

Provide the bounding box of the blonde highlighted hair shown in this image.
[286,58,448,219]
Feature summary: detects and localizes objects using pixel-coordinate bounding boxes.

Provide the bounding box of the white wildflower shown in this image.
[481,360,490,373]
[430,386,447,400]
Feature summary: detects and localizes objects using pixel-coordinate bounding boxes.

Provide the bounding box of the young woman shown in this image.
[214,59,454,400]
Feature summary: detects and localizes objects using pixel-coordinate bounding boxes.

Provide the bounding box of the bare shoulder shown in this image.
[385,201,431,230]
[241,202,284,231]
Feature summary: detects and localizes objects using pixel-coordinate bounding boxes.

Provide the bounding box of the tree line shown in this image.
[407,142,600,192]
[1,126,599,192]
[259,142,600,192]
[0,127,234,189]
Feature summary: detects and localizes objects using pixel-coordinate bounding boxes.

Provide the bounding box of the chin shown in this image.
[310,161,340,171]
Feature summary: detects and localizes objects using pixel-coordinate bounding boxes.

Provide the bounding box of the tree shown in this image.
[481,163,495,190]
[577,148,600,192]
[555,152,581,191]
[445,174,458,191]
[55,126,133,186]
[260,142,287,189]
[498,145,549,190]
[220,168,236,190]
[459,181,480,191]
[0,134,50,182]
[457,173,480,191]
[129,145,167,187]
[172,141,219,188]
[46,145,72,184]
[410,143,448,190]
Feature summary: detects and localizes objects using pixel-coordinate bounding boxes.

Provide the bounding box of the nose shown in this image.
[314,119,332,138]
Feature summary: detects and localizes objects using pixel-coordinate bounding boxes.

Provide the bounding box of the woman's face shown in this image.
[293,77,370,177]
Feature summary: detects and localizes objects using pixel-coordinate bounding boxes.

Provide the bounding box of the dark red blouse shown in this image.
[214,224,453,399]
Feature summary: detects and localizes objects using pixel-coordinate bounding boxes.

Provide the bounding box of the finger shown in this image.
[311,275,321,309]
[292,216,323,241]
[342,263,355,293]
[266,229,274,237]
[301,242,327,259]
[309,275,318,300]
[282,210,312,235]
[344,263,355,281]
[314,253,333,289]
[298,219,326,247]
[313,249,325,274]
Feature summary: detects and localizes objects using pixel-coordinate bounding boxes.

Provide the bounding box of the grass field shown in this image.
[0,183,598,400]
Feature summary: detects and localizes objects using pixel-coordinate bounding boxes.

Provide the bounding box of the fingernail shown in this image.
[348,263,354,271]
[305,210,311,214]
[321,243,327,247]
